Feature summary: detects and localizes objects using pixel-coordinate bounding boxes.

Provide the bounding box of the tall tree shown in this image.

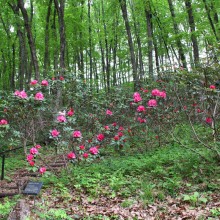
[17,0,40,80]
[145,0,154,79]
[167,0,187,69]
[54,0,66,71]
[184,0,199,67]
[119,0,138,90]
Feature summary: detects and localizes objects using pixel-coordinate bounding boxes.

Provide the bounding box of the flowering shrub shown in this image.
[1,70,219,175]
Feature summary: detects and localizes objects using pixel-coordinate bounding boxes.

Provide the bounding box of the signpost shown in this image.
[23,181,43,195]
[23,182,43,208]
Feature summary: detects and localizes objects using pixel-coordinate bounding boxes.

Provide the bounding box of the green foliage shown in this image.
[182,192,208,207]
[0,198,17,219]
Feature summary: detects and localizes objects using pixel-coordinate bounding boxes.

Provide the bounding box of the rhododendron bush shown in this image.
[0,72,220,175]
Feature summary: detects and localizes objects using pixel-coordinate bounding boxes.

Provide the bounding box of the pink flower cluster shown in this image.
[14,90,28,99]
[35,92,44,100]
[0,119,8,125]
[89,147,99,155]
[210,85,216,90]
[57,115,66,122]
[51,129,60,137]
[151,89,166,98]
[148,99,157,107]
[137,117,146,123]
[73,130,82,138]
[67,108,74,116]
[30,79,49,87]
[133,92,142,102]
[67,152,76,159]
[106,109,113,116]
[26,144,42,170]
[97,133,105,141]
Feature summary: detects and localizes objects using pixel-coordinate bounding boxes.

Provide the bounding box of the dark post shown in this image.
[1,154,5,180]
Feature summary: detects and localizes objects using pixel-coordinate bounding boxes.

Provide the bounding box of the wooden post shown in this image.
[1,154,5,180]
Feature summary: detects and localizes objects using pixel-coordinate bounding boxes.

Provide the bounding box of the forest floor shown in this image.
[0,145,220,220]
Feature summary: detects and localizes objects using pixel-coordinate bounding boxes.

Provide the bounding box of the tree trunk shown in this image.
[44,0,53,77]
[145,1,154,79]
[17,0,40,80]
[88,0,93,89]
[203,0,219,41]
[119,0,138,90]
[54,0,66,72]
[129,0,144,82]
[185,0,200,67]
[167,0,187,69]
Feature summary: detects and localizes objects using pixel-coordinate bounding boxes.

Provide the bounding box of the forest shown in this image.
[0,0,220,219]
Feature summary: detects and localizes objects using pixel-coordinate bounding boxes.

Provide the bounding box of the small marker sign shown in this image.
[23,182,43,195]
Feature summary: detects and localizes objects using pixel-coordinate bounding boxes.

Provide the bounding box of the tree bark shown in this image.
[17,0,40,80]
[185,0,200,67]
[119,0,138,90]
[167,0,187,69]
[88,0,93,89]
[54,0,66,72]
[203,0,219,41]
[145,1,154,79]
[44,0,53,77]
[129,0,144,82]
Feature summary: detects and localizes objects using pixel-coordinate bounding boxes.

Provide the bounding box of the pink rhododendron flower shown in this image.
[57,115,66,122]
[35,144,41,149]
[41,80,49,86]
[73,130,82,138]
[67,108,74,116]
[29,161,35,166]
[106,109,113,116]
[89,147,99,155]
[192,103,197,107]
[118,132,123,137]
[148,99,157,107]
[83,153,89,158]
[30,147,38,155]
[27,154,34,162]
[210,85,216,90]
[159,91,166,98]
[35,92,44,100]
[79,145,85,150]
[206,117,212,124]
[30,80,38,85]
[151,89,160,96]
[14,90,20,96]
[112,122,117,127]
[51,129,60,137]
[97,133,105,141]
[59,76,64,81]
[133,92,142,102]
[137,117,146,123]
[104,125,110,130]
[67,152,76,159]
[18,91,28,99]
[0,119,8,125]
[39,167,46,174]
[137,105,146,112]
[114,135,120,141]
[118,126,124,131]
[183,106,187,110]
[197,109,201,113]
